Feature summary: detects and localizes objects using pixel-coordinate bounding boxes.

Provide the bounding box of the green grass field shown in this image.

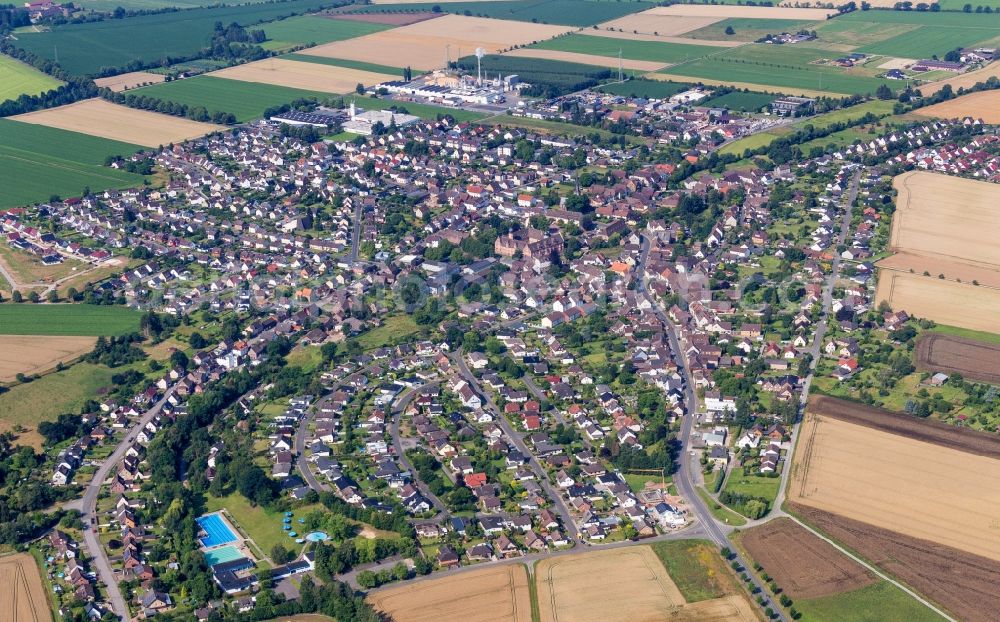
[348,0,653,27]
[0,362,115,430]
[284,53,408,76]
[533,34,719,66]
[0,54,63,103]
[722,471,781,504]
[702,90,775,112]
[132,76,332,122]
[650,540,731,602]
[12,0,337,76]
[0,303,142,336]
[796,581,946,622]
[830,10,1000,57]
[260,15,390,50]
[72,0,274,11]
[597,78,691,98]
[0,119,146,209]
[686,18,815,43]
[697,486,747,527]
[930,323,1000,346]
[355,314,421,350]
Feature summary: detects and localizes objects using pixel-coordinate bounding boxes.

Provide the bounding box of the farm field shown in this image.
[211,58,396,94]
[329,11,440,26]
[531,33,722,65]
[348,0,654,27]
[795,581,947,622]
[73,0,273,9]
[259,14,391,50]
[831,10,1000,58]
[685,18,815,43]
[283,53,409,76]
[504,48,665,72]
[0,335,96,383]
[299,14,571,70]
[596,10,722,37]
[0,553,52,622]
[790,396,1000,562]
[368,563,532,622]
[644,4,836,19]
[921,60,1000,94]
[0,303,143,336]
[10,0,337,76]
[916,89,1000,123]
[914,333,1000,385]
[93,70,165,92]
[647,71,832,99]
[0,118,145,209]
[598,78,692,98]
[535,546,757,622]
[0,54,62,103]
[701,90,774,112]
[585,27,742,48]
[132,76,331,122]
[12,98,223,147]
[649,539,736,602]
[791,502,1000,622]
[738,518,876,600]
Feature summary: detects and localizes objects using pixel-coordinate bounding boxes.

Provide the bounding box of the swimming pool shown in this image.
[203,545,244,567]
[305,531,329,542]
[197,514,237,548]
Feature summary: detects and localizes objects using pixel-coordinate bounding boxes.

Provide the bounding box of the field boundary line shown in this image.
[785,515,957,622]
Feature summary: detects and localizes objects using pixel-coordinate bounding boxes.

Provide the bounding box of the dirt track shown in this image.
[809,395,1000,459]
[738,518,876,600]
[790,503,1000,622]
[915,333,1000,385]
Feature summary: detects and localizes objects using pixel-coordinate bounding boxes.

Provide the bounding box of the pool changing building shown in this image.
[210,551,315,594]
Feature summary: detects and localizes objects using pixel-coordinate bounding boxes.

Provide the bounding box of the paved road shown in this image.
[77,386,176,621]
[450,353,581,540]
[347,197,362,264]
[390,380,449,516]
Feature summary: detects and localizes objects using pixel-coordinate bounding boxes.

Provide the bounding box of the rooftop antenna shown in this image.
[475,47,485,86]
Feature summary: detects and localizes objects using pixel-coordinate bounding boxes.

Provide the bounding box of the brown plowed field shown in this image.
[738,518,876,599]
[808,395,1000,459]
[915,333,1000,385]
[329,11,441,26]
[790,503,1000,622]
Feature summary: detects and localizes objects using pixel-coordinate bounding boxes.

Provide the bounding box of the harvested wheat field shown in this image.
[922,61,1000,95]
[586,28,742,47]
[790,401,1000,562]
[94,71,165,92]
[598,11,722,37]
[876,271,1000,334]
[504,48,666,71]
[915,333,1000,386]
[738,518,876,600]
[0,335,96,382]
[369,564,531,622]
[12,98,223,147]
[212,58,396,94]
[643,5,835,19]
[536,547,756,622]
[0,553,52,622]
[792,502,1000,622]
[301,14,571,70]
[915,89,1000,124]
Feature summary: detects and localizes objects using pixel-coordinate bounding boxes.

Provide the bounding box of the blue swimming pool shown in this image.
[204,544,244,567]
[197,513,237,548]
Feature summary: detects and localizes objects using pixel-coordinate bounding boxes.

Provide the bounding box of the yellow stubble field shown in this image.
[94,70,165,92]
[300,14,572,71]
[790,411,1000,562]
[0,335,96,382]
[0,553,52,622]
[597,12,723,37]
[643,5,836,19]
[915,89,1000,124]
[921,61,1000,95]
[211,58,397,94]
[368,564,532,622]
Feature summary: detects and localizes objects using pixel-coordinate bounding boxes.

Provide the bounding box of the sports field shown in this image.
[349,0,653,27]
[300,14,571,70]
[0,118,145,209]
[369,564,532,622]
[211,58,396,94]
[0,553,52,622]
[93,71,165,92]
[13,98,223,147]
[132,76,331,122]
[260,14,391,50]
[0,54,62,103]
[0,303,143,336]
[916,89,1000,124]
[0,335,96,382]
[531,33,721,65]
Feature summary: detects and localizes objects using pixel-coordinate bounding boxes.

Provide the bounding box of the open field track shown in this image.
[211,58,396,94]
[301,14,571,70]
[790,502,1000,622]
[915,89,1000,124]
[94,71,165,92]
[791,397,1000,562]
[535,546,756,622]
[644,5,836,19]
[738,517,876,600]
[504,48,666,71]
[0,553,52,622]
[12,98,223,147]
[0,335,96,382]
[368,564,532,622]
[914,333,1000,386]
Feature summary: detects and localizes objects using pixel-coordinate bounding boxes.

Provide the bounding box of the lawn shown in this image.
[532,34,721,65]
[697,486,746,527]
[131,76,333,122]
[355,314,421,351]
[0,362,115,433]
[0,54,62,103]
[260,15,390,50]
[796,581,946,622]
[204,493,325,560]
[623,473,669,493]
[285,345,323,373]
[11,0,339,76]
[0,303,142,336]
[650,540,732,602]
[0,119,146,209]
[597,78,691,99]
[348,0,654,27]
[722,470,781,505]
